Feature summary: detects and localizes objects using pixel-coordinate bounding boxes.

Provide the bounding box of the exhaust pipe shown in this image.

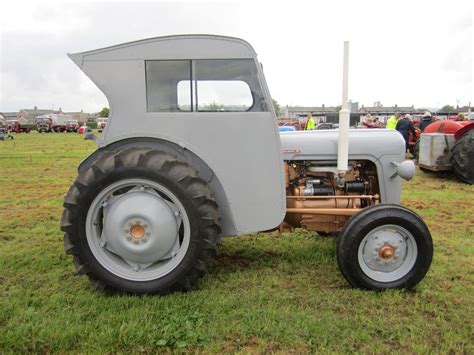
[337,41,350,184]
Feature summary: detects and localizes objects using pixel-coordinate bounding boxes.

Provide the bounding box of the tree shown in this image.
[440,105,455,113]
[99,107,109,118]
[203,102,224,111]
[272,99,281,116]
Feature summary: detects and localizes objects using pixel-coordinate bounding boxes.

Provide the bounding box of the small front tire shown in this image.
[337,204,432,290]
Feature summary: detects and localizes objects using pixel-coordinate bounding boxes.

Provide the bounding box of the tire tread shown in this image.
[61,146,221,294]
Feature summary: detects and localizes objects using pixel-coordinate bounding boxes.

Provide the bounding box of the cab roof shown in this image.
[68,34,258,68]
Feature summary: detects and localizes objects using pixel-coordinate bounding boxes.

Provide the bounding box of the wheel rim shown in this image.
[86,178,190,282]
[357,224,417,283]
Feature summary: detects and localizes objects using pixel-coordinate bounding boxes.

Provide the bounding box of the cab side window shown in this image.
[145,59,267,112]
[146,60,191,112]
[194,59,266,112]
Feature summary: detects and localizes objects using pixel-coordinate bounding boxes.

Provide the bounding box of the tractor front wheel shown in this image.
[451,129,474,184]
[337,204,432,291]
[61,147,221,294]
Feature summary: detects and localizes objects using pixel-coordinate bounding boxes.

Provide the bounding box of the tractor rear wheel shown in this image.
[337,204,432,291]
[451,129,474,184]
[61,147,221,294]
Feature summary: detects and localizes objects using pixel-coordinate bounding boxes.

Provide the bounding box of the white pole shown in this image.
[337,41,350,176]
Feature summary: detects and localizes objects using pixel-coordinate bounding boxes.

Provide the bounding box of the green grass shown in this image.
[1,133,473,353]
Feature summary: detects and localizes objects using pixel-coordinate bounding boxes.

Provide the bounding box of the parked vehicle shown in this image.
[0,121,5,140]
[36,114,74,132]
[416,120,474,184]
[315,122,339,130]
[6,120,31,133]
[36,117,53,133]
[278,125,296,132]
[97,117,108,132]
[66,120,79,132]
[63,35,432,294]
[278,120,300,129]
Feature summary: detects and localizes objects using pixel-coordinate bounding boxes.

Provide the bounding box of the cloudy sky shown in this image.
[0,0,472,113]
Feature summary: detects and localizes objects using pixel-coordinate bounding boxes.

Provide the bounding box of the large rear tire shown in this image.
[337,204,432,291]
[451,129,474,184]
[61,147,221,294]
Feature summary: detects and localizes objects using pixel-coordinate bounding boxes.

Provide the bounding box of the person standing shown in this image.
[396,114,416,152]
[386,112,400,129]
[305,113,315,130]
[419,111,435,131]
[363,114,376,128]
[374,117,383,128]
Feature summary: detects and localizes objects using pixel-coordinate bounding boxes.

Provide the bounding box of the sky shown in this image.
[0,0,472,113]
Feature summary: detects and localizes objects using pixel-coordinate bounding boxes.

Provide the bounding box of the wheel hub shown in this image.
[130,223,145,240]
[379,244,395,260]
[86,178,192,282]
[358,225,417,281]
[102,190,179,266]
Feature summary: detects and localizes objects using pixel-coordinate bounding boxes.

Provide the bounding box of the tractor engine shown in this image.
[282,160,380,233]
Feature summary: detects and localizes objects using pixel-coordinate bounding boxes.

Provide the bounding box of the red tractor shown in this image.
[414,119,474,184]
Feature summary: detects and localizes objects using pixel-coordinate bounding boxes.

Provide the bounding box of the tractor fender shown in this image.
[454,122,474,140]
[77,137,239,236]
[425,120,463,134]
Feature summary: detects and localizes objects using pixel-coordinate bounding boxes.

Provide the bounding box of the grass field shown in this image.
[0,132,473,353]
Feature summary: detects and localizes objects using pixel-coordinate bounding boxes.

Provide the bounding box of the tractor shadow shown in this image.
[209,232,340,286]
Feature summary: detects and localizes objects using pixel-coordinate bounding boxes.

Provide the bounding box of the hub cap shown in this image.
[357,224,417,282]
[130,224,145,239]
[86,178,190,281]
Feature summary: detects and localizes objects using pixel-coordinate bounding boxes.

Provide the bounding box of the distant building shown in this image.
[18,107,56,124]
[0,111,19,121]
[63,111,93,124]
[280,105,340,120]
[6,107,98,124]
[358,105,420,115]
[453,105,471,114]
[358,105,423,123]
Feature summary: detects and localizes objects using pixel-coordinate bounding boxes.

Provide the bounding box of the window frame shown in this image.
[145,59,193,113]
[194,79,255,112]
[145,58,263,113]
